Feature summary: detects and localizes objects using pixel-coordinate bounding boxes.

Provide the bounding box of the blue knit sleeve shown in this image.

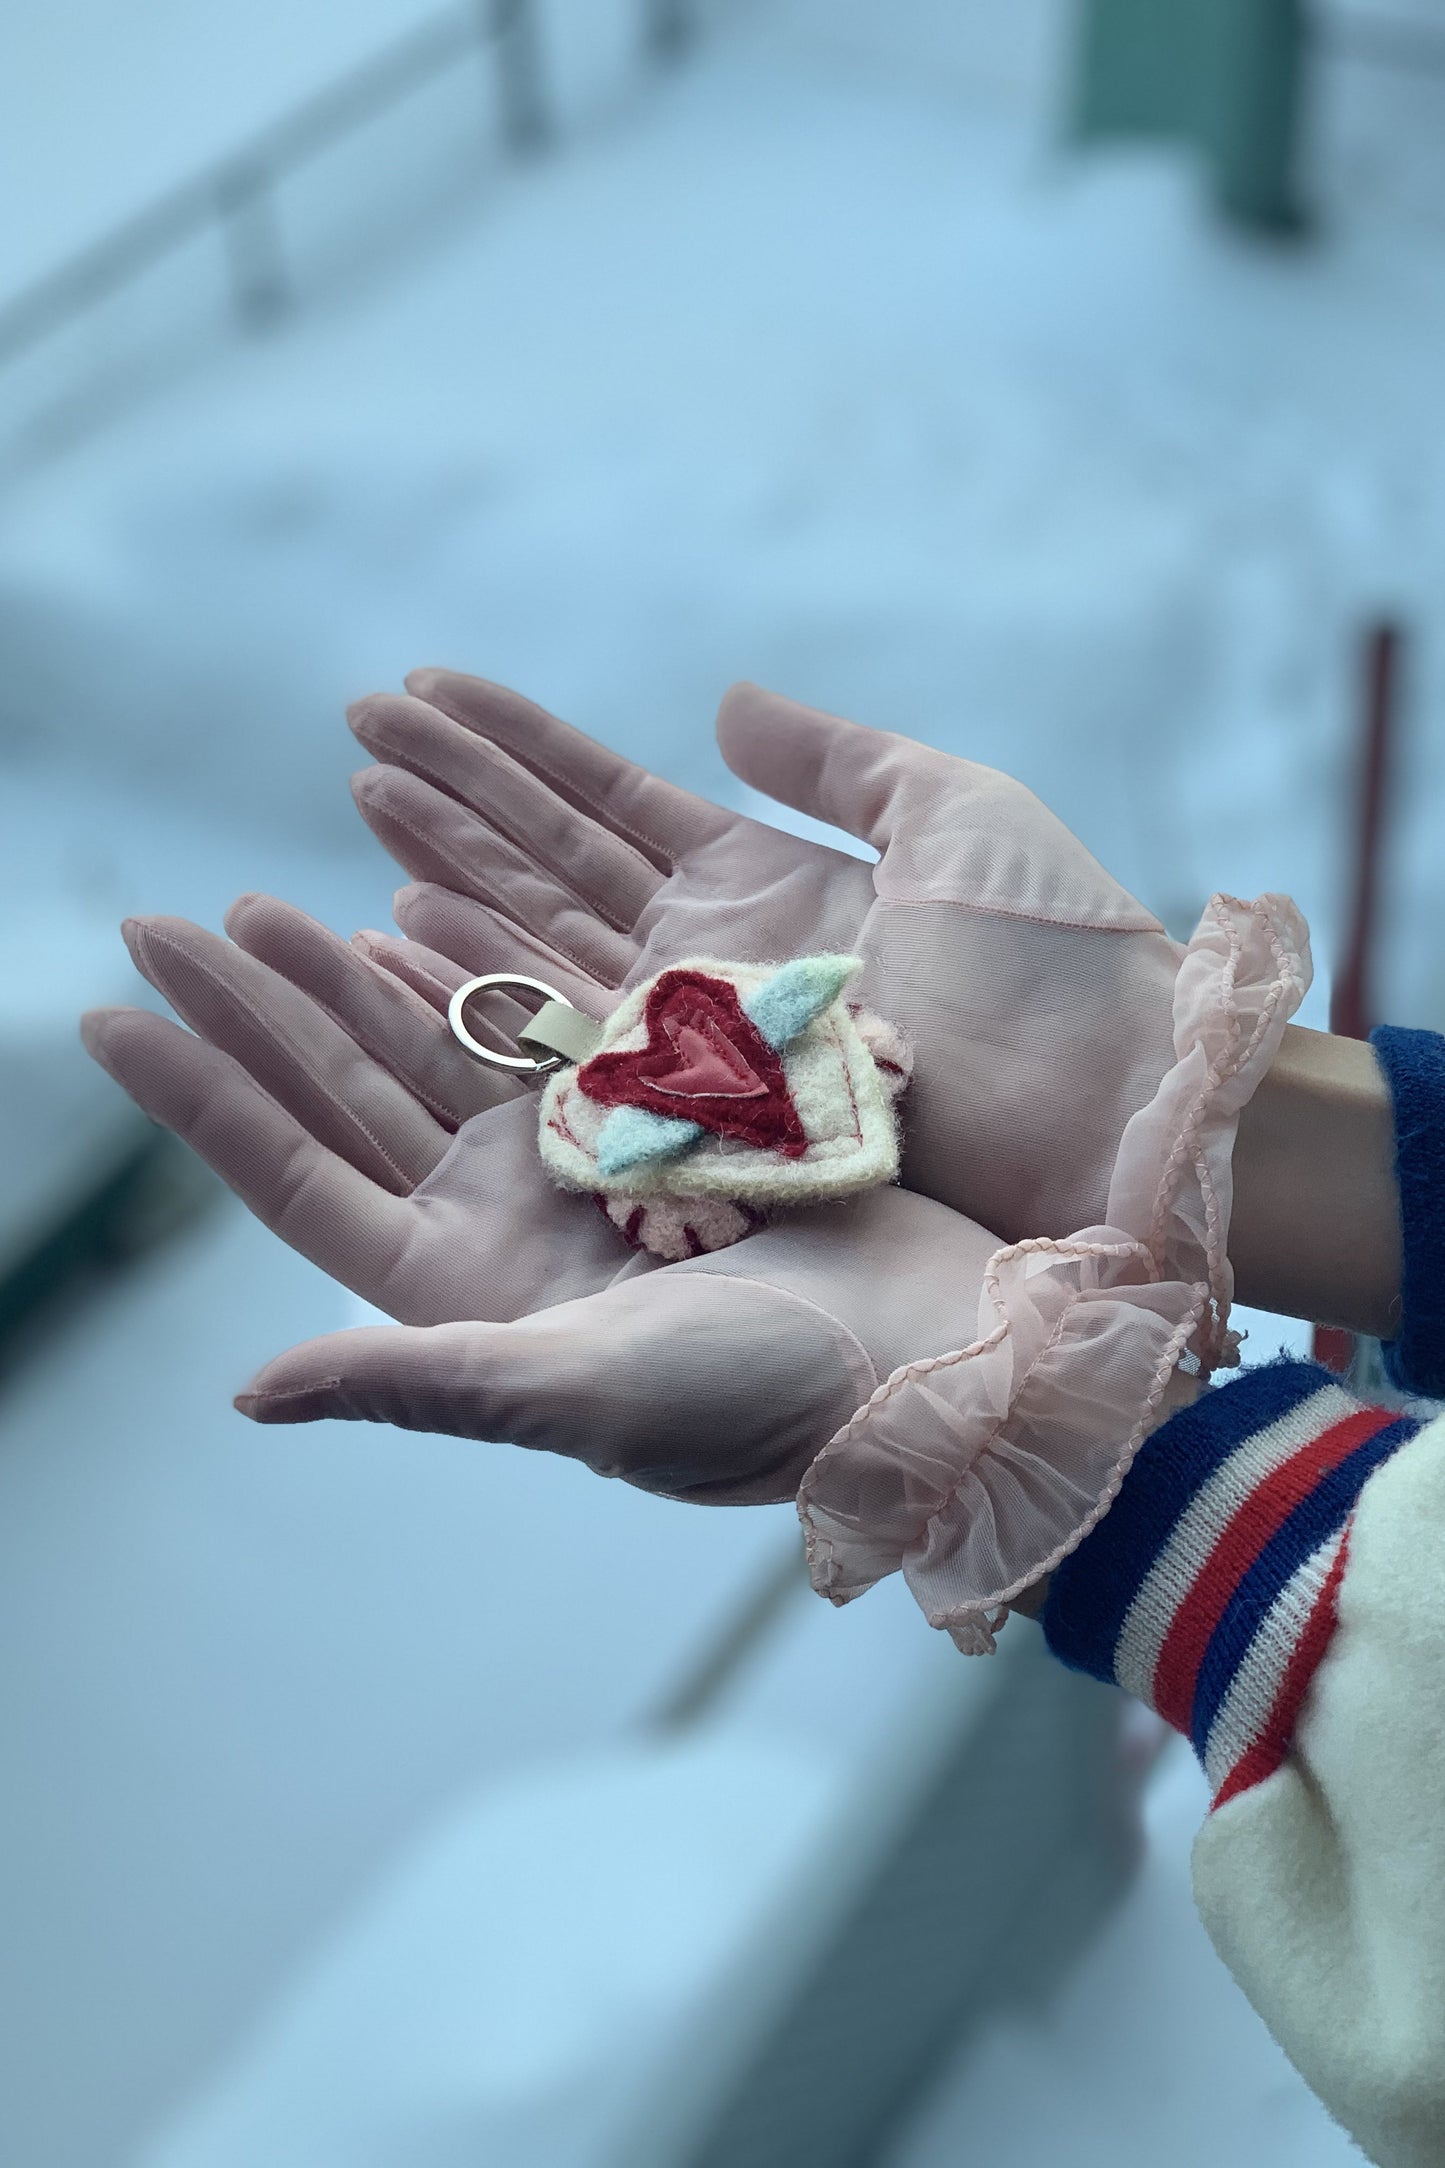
[1370,1024,1445,1398]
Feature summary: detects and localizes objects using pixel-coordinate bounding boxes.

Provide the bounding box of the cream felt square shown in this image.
[537,957,901,1208]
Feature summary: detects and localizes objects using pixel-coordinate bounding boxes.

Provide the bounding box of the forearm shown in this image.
[1230,1024,1402,1341]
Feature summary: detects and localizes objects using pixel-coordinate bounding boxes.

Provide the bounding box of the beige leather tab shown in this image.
[518,999,604,1067]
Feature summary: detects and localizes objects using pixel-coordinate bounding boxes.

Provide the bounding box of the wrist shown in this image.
[1230,1024,1402,1340]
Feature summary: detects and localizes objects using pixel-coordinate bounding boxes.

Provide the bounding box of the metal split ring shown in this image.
[447,972,573,1075]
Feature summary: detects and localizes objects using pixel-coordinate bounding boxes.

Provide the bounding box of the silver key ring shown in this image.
[447,972,573,1074]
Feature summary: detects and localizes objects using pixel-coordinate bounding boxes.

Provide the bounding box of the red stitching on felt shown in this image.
[804,1014,864,1150]
[578,969,806,1156]
[548,1086,584,1151]
[837,1017,864,1146]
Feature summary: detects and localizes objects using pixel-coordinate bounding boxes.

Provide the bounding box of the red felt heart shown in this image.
[578,969,807,1156]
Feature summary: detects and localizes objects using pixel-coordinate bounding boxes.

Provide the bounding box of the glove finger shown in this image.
[398,667,731,866]
[122,915,451,1190]
[224,893,518,1128]
[355,911,612,1100]
[349,695,664,929]
[350,928,541,1040]
[715,681,908,850]
[350,927,474,1013]
[388,884,619,1016]
[352,764,639,987]
[236,1269,869,1505]
[352,920,610,1073]
[81,1007,415,1300]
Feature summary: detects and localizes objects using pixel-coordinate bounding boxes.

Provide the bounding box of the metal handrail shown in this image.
[0,0,689,370]
[10,0,1432,380]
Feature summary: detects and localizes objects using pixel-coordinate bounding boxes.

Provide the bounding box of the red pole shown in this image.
[1314,621,1401,1373]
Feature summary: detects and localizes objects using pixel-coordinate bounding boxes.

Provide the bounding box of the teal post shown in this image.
[1070,0,1307,233]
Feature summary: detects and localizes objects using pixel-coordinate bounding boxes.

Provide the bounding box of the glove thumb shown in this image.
[236,1320,507,1435]
[235,1271,878,1503]
[716,681,904,850]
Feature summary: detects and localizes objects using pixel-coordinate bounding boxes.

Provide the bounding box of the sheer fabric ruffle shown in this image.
[796,894,1311,1652]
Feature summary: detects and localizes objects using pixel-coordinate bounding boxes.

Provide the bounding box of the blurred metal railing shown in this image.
[0,0,695,369]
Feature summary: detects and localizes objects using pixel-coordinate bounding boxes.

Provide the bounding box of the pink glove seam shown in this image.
[311,946,479,1131]
[872,891,1166,936]
[236,1378,343,1416]
[442,728,676,868]
[352,931,455,1002]
[348,936,531,1124]
[368,749,644,938]
[378,803,614,982]
[707,1269,881,1409]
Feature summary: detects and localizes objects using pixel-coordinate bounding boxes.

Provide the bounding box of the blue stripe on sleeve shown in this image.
[1187,1415,1417,1756]
[1041,1359,1338,1686]
[1372,1024,1445,1399]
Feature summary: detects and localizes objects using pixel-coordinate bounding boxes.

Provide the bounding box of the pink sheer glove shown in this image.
[344,675,1311,1644]
[347,673,1297,1244]
[79,900,993,1504]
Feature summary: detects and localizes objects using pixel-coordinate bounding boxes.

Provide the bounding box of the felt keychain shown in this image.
[449,956,910,1260]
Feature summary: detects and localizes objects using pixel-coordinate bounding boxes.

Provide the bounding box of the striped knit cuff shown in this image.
[1041,1360,1418,1808]
[1372,1024,1445,1398]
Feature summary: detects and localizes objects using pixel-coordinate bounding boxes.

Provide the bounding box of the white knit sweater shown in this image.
[1043,1359,1443,2165]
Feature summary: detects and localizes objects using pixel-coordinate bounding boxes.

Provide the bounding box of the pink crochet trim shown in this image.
[796,893,1311,1653]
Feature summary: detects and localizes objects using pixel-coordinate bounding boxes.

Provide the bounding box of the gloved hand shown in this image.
[347,671,1188,1243]
[82,682,1305,1642]
[80,898,992,1504]
[81,891,1229,1643]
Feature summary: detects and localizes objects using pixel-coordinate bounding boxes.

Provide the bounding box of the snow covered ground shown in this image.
[0,1194,805,2167]
[6,3,1445,1004]
[2,0,1444,2161]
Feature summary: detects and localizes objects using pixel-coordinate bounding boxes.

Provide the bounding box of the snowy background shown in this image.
[1,0,1442,2160]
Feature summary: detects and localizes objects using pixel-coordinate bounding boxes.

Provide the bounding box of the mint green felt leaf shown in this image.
[596,1104,702,1177]
[744,954,861,1050]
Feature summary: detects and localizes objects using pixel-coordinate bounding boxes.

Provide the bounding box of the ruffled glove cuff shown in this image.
[796,894,1312,1652]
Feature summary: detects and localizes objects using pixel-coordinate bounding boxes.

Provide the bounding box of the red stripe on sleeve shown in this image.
[1152,1409,1392,1735]
[1209,1529,1353,1811]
